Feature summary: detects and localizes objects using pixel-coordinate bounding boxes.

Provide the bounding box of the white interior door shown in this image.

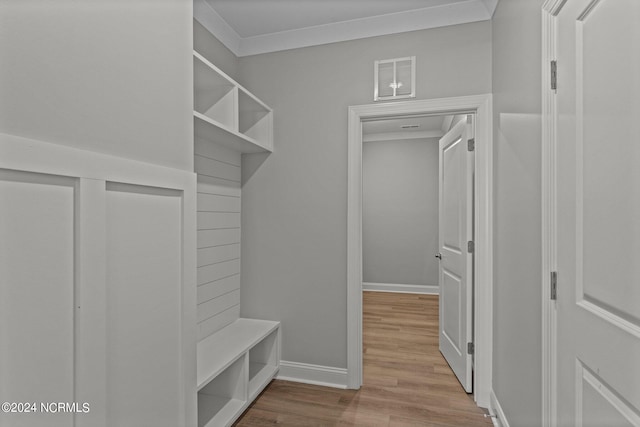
[438,116,474,393]
[555,1,640,425]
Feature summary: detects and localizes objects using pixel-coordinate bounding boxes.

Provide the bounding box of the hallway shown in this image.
[234,292,491,426]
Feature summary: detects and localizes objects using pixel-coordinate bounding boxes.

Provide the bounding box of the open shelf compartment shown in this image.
[248,328,280,400]
[193,50,273,154]
[194,52,237,130]
[238,88,273,150]
[198,355,247,427]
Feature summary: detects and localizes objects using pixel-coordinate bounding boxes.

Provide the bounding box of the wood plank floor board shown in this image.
[234,292,491,426]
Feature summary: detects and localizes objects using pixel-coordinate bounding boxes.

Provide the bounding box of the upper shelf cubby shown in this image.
[193,51,273,153]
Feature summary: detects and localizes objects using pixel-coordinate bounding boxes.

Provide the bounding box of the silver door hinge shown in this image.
[550,60,557,90]
[468,138,475,152]
[467,241,474,253]
[467,342,474,355]
[550,271,558,300]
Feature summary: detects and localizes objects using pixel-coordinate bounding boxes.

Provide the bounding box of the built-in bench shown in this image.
[197,318,280,427]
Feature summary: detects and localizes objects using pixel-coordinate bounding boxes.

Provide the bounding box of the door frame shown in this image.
[541,1,563,426]
[346,94,493,408]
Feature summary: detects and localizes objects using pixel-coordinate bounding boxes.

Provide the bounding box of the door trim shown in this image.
[346,94,493,408]
[542,2,563,426]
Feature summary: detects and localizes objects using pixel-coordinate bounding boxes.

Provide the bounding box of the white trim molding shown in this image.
[194,1,496,57]
[347,94,493,408]
[541,1,563,426]
[277,361,348,389]
[489,390,511,427]
[362,282,439,295]
[193,0,242,55]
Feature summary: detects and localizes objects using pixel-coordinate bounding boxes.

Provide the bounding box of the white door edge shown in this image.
[541,1,564,426]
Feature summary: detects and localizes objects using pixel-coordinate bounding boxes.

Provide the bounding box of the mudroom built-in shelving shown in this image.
[193,51,273,154]
[193,16,278,427]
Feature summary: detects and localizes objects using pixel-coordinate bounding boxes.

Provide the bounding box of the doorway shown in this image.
[346,95,493,408]
[361,112,476,393]
[361,114,447,296]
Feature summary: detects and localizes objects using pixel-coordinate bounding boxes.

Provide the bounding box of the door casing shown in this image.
[346,94,493,408]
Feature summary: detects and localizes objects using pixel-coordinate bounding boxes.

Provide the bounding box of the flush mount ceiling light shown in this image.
[374,56,416,101]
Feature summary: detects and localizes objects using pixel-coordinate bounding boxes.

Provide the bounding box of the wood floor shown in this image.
[234,292,492,426]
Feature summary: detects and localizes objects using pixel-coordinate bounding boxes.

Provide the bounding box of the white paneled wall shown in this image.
[0,133,197,427]
[195,139,242,341]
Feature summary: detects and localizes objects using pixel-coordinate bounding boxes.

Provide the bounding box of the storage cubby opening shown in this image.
[248,329,278,396]
[198,355,247,427]
[194,54,237,129]
[238,89,270,135]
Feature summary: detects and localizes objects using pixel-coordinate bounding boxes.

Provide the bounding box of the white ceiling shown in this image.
[195,0,499,57]
[362,115,449,142]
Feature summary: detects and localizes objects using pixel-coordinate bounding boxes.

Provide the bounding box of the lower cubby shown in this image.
[197,319,280,427]
[248,329,279,400]
[198,355,247,427]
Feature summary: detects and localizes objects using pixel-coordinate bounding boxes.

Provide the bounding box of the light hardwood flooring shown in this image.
[234,291,492,426]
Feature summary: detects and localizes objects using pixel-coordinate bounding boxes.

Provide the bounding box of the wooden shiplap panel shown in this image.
[197,229,241,249]
[195,138,241,167]
[197,259,241,286]
[197,244,240,267]
[197,305,240,341]
[197,290,240,323]
[197,212,240,229]
[197,175,241,197]
[194,155,241,182]
[197,274,240,305]
[197,193,240,212]
[195,140,243,340]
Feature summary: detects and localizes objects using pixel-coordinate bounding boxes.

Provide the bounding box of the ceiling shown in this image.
[362,115,452,142]
[195,0,499,57]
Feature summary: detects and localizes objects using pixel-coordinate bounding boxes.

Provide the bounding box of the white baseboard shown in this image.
[276,361,348,389]
[362,282,439,295]
[489,390,510,427]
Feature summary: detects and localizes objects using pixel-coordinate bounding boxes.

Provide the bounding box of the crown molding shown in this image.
[480,0,499,17]
[193,0,242,55]
[195,0,495,57]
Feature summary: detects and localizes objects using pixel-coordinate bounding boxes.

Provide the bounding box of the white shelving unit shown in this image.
[193,33,278,426]
[193,51,273,153]
[197,319,280,427]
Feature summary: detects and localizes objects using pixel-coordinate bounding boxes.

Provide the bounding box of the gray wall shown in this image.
[492,1,542,425]
[238,22,491,368]
[194,19,239,81]
[0,0,193,171]
[362,138,439,286]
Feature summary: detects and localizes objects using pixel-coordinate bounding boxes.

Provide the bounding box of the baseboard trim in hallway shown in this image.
[362,282,439,294]
[489,390,510,427]
[276,360,348,389]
